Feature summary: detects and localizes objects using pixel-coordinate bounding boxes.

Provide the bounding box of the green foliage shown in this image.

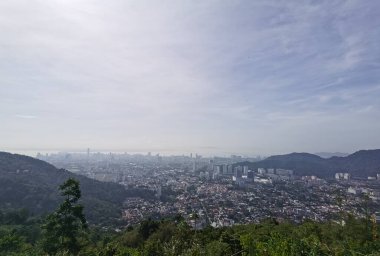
[41,178,88,255]
[0,233,25,254]
[205,240,231,256]
[138,218,159,240]
[1,211,380,256]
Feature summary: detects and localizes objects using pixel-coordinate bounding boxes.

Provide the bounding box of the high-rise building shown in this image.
[243,166,249,175]
[212,171,219,180]
[234,166,243,178]
[209,159,214,171]
[214,165,221,174]
[222,164,228,175]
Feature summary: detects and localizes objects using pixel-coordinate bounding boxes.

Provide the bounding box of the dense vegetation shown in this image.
[240,149,380,178]
[0,152,127,225]
[1,179,380,256]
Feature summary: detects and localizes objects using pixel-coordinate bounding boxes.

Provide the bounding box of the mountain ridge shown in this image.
[240,149,380,178]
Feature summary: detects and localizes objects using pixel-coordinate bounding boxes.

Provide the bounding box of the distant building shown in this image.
[208,160,214,171]
[214,165,221,174]
[302,175,324,186]
[212,171,219,180]
[204,171,210,181]
[227,165,233,174]
[302,175,318,180]
[347,187,360,195]
[232,176,245,186]
[258,168,266,174]
[254,177,272,184]
[335,173,351,180]
[276,169,294,176]
[234,166,243,178]
[243,166,249,175]
[222,164,228,175]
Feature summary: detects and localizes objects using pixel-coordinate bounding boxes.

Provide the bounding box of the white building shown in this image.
[335,173,351,180]
[254,177,272,184]
[347,187,360,195]
[258,168,266,174]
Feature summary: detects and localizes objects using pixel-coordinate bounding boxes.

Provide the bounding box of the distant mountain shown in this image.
[327,150,380,177]
[0,152,127,224]
[315,152,349,158]
[240,149,380,178]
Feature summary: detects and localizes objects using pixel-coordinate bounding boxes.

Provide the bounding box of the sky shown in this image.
[1,0,380,156]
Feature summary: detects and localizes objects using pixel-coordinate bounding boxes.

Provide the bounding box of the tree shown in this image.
[41,178,87,255]
[205,240,231,256]
[0,233,27,255]
[138,218,159,241]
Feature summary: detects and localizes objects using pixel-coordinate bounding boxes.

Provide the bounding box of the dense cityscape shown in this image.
[39,150,380,229]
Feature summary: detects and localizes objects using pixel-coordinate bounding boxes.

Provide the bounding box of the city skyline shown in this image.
[1,1,380,155]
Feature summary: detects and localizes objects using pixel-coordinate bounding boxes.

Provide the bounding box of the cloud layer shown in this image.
[1,0,380,155]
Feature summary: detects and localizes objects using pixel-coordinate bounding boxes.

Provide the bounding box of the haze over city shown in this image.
[1,0,380,156]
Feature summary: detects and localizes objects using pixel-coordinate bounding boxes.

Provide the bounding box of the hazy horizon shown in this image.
[1,1,380,156]
[2,147,370,159]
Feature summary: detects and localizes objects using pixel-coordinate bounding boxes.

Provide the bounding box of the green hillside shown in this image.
[0,152,127,225]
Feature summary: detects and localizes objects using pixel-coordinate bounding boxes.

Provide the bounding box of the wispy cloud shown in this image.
[15,115,37,119]
[0,0,379,155]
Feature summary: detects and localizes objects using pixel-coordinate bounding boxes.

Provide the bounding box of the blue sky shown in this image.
[1,0,380,156]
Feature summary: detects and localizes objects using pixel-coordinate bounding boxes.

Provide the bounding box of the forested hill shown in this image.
[239,149,380,178]
[0,151,127,224]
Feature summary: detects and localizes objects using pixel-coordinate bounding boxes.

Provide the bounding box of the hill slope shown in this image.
[241,149,380,178]
[0,152,127,224]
